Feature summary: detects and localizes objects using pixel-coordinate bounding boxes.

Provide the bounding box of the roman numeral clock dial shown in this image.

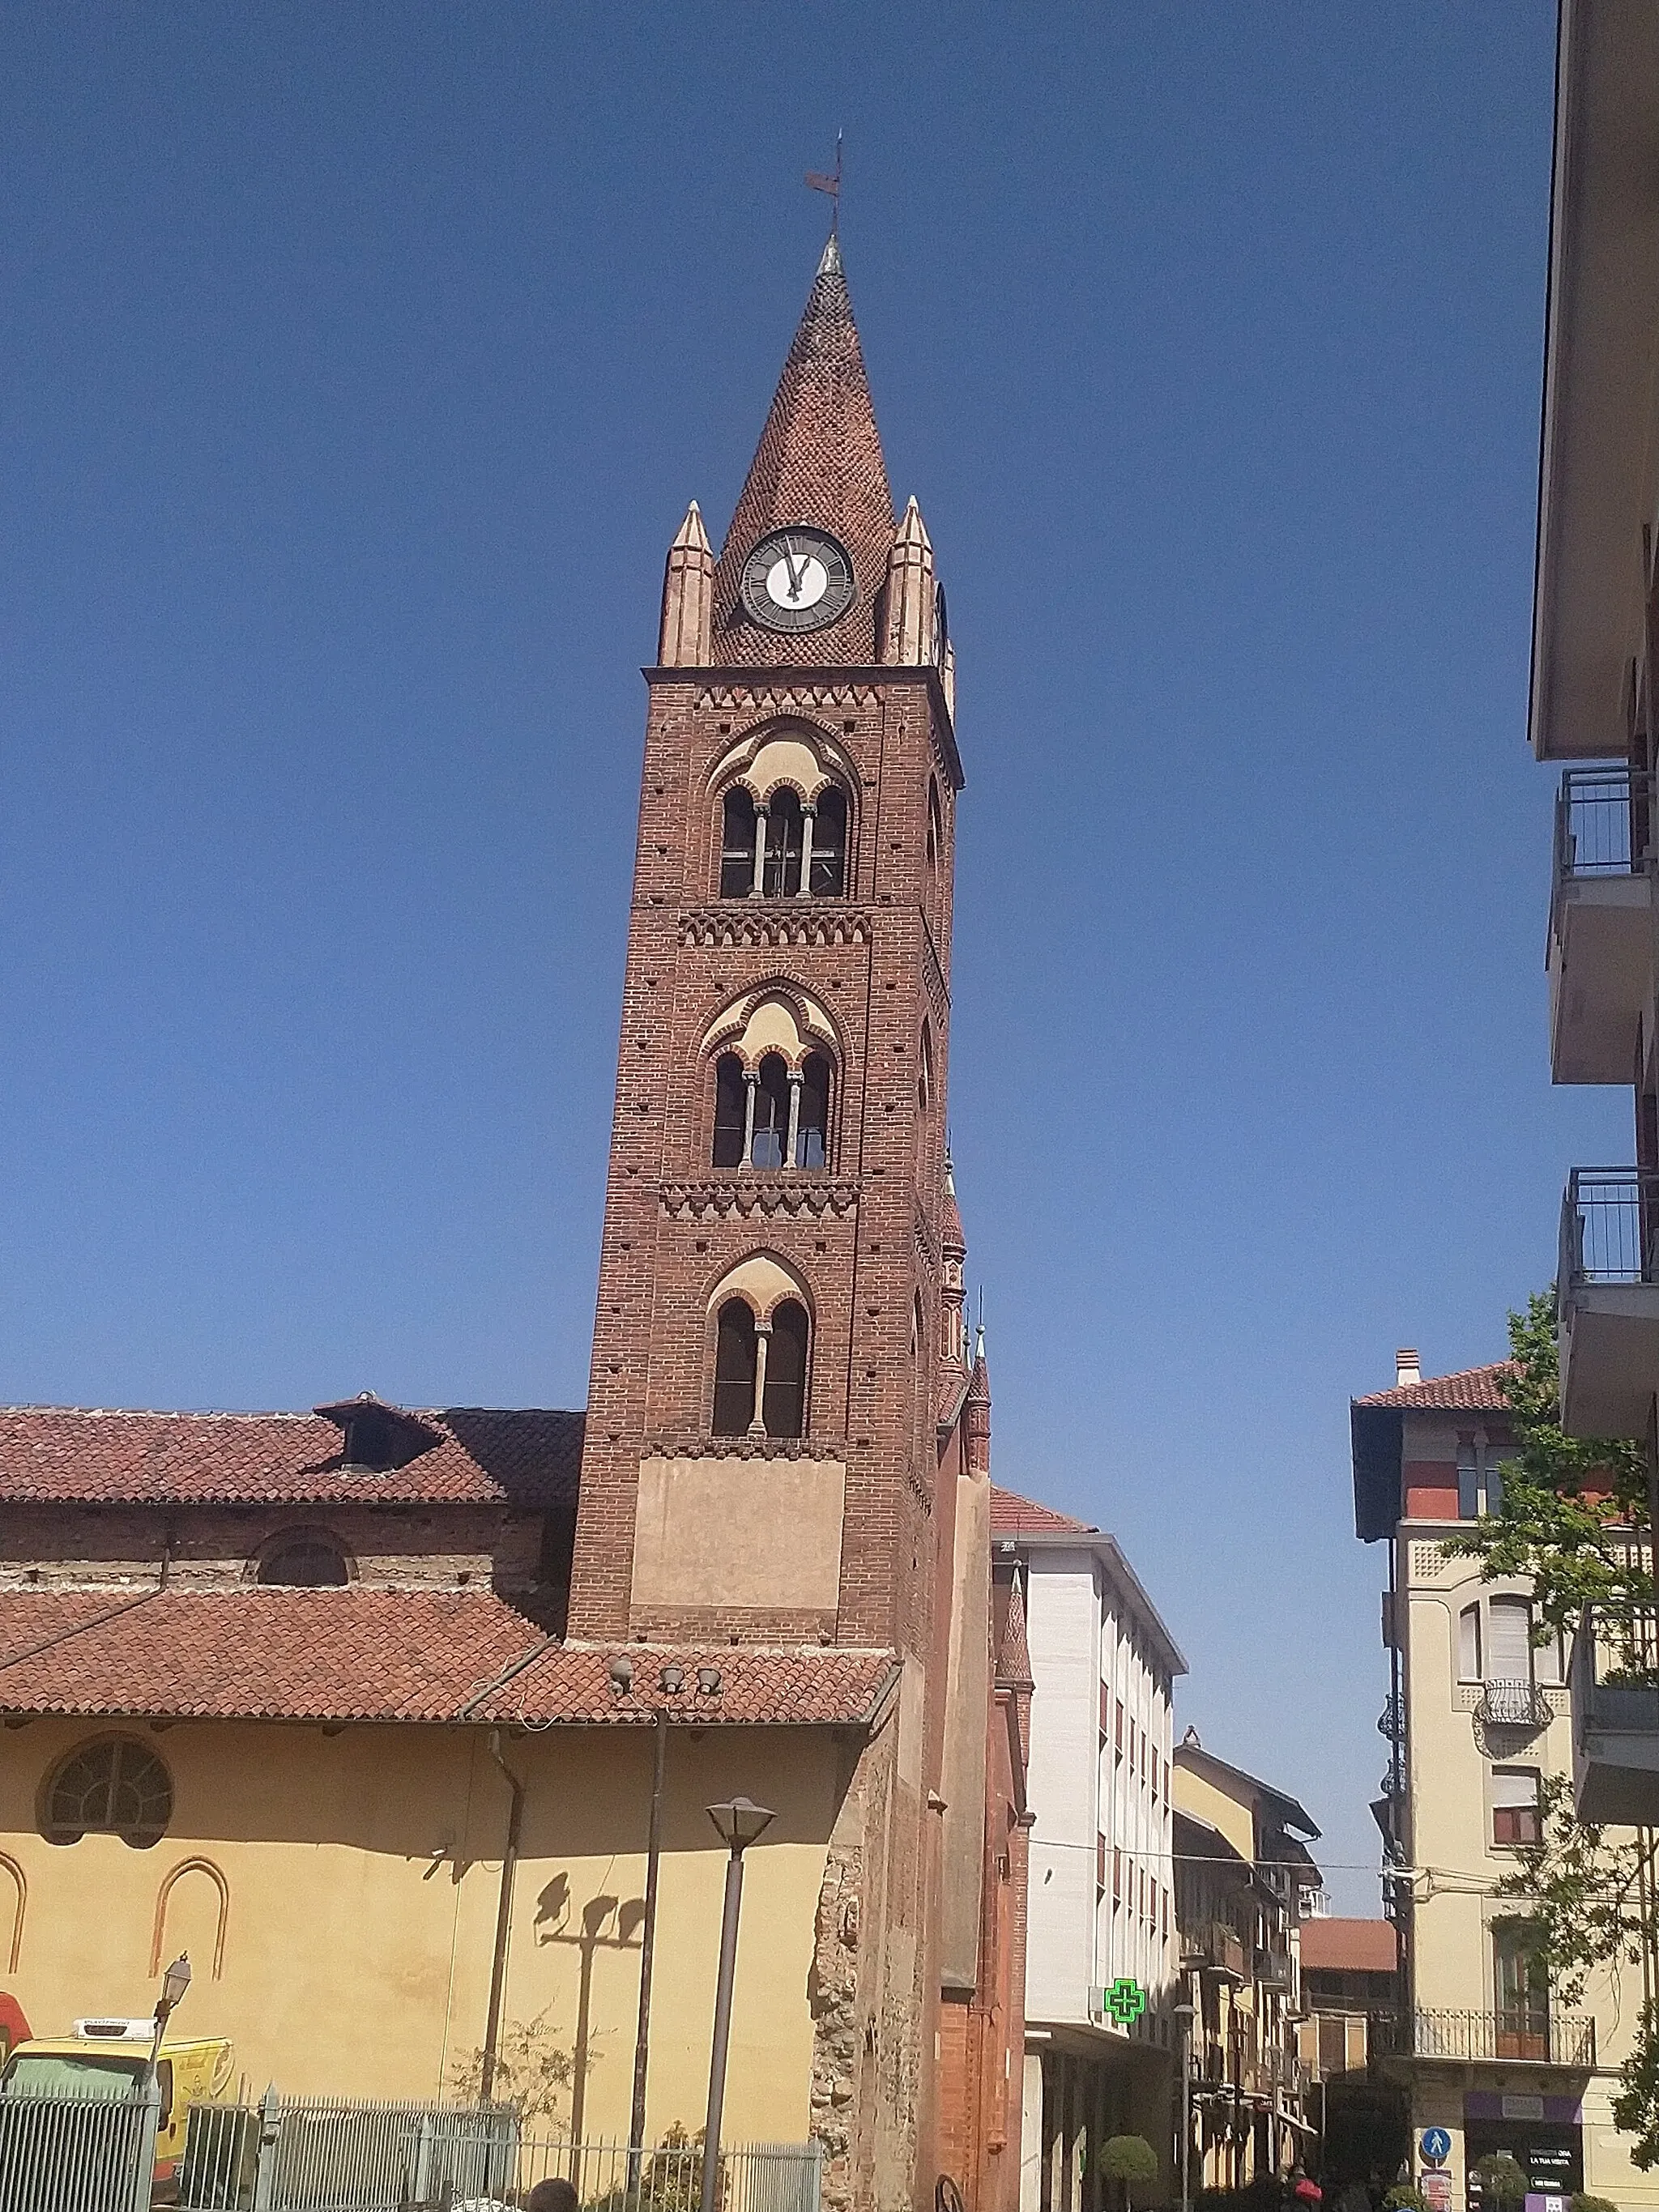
[740,526,855,633]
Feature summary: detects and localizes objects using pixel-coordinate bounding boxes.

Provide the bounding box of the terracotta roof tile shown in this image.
[990,1485,1095,1536]
[0,1405,583,1508]
[1353,1362,1515,1412]
[1299,1918,1397,1974]
[0,1588,893,1728]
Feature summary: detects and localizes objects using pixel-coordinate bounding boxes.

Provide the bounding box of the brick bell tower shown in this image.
[567,232,963,1659]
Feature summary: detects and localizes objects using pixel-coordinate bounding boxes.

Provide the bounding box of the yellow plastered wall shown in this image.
[0,1717,840,2144]
[1401,1530,1659,2211]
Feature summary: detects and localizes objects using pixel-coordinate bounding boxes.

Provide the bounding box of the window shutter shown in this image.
[1459,1605,1482,1681]
[1488,1598,1532,1680]
[1492,1767,1538,1809]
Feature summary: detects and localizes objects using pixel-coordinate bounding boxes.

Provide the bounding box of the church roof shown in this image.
[712,237,896,667]
[0,1404,583,1508]
[0,1585,897,1728]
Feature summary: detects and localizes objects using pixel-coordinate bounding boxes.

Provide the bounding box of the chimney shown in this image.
[1395,1348,1422,1389]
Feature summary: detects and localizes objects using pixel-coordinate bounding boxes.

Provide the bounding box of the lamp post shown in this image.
[147,1953,192,2091]
[700,1797,775,2212]
[1172,1999,1195,2212]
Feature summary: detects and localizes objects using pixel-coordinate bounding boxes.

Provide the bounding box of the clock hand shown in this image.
[783,544,806,599]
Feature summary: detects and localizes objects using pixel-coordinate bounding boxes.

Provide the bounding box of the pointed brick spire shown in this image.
[713,237,895,664]
[966,1324,991,1477]
[882,496,936,665]
[659,501,714,666]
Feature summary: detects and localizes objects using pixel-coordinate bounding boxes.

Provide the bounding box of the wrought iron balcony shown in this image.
[1549,768,1655,1085]
[1572,1605,1659,1823]
[1475,1677,1551,1731]
[1557,1168,1659,1436]
[1368,2008,1595,2068]
[1377,1692,1405,1745]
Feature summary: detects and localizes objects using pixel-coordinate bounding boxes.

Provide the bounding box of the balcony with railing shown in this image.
[1181,1920,1247,1983]
[1557,1167,1659,1435]
[1572,1604,1659,1823]
[1549,767,1655,1084]
[1369,2009,1595,2069]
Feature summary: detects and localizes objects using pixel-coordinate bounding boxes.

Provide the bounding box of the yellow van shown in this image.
[0,2015,234,2201]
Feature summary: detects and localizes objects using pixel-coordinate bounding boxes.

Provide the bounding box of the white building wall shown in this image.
[1024,1544,1178,2029]
[1024,1549,1102,2023]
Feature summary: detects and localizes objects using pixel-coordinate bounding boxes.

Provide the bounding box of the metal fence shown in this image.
[176,2095,821,2212]
[0,2082,160,2212]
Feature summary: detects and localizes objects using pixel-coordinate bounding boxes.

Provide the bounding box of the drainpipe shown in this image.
[628,1711,669,2184]
[481,1729,525,2103]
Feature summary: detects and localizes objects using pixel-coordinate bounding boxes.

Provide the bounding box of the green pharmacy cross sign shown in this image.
[1104,1978,1146,2026]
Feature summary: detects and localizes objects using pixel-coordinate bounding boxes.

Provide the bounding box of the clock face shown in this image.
[740,528,855,633]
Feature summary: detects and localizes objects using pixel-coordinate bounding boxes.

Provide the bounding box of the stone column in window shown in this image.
[740,1070,759,1168]
[798,803,815,897]
[784,1072,803,1170]
[750,803,768,897]
[749,1319,771,1435]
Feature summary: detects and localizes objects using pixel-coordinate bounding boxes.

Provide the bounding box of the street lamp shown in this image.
[1172,2000,1195,2212]
[147,1953,192,2088]
[700,1798,775,2212]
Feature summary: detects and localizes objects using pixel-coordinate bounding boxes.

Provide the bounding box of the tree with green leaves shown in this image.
[1442,1292,1647,1639]
[1099,2134,1160,2212]
[1472,2153,1526,2209]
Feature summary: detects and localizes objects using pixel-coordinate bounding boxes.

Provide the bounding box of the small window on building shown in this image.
[712,1054,747,1170]
[761,789,804,898]
[1457,1440,1480,1520]
[1488,1596,1533,1686]
[927,778,942,869]
[1534,1623,1568,1686]
[713,1299,759,1435]
[720,788,757,898]
[809,786,847,897]
[795,1053,831,1169]
[762,1300,809,1438]
[918,1022,933,1117]
[258,1536,349,1587]
[1492,1768,1542,1849]
[45,1737,173,1849]
[1458,1604,1483,1682]
[749,1055,791,1172]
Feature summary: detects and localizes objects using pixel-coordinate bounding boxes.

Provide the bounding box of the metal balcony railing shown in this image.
[1254,1946,1294,1990]
[1559,1167,1659,1299]
[1367,2009,1595,2067]
[1554,765,1653,918]
[1475,1677,1552,1729]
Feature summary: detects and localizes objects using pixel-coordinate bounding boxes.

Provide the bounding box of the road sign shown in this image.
[1422,2172,1452,2212]
[1105,1978,1146,2026]
[1421,2129,1452,2167]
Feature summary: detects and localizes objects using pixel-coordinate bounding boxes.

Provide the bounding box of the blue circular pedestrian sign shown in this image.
[1421,2130,1452,2167]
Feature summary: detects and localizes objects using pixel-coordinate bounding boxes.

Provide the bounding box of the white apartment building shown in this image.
[994,1486,1186,2212]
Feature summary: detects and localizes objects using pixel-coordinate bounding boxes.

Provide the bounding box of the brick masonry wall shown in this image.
[0,1502,539,1592]
[568,671,961,1656]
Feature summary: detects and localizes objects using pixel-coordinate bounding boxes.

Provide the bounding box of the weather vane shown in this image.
[805,132,843,235]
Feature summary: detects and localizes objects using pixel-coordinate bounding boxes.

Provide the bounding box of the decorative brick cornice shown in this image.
[643,1433,848,1463]
[693,682,884,715]
[679,906,872,949]
[660,1178,859,1222]
[913,1206,940,1273]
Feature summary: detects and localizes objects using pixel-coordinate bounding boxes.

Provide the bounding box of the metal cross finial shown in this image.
[805,131,843,234]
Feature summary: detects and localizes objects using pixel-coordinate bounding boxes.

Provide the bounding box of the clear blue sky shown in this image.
[1,3,1607,1909]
